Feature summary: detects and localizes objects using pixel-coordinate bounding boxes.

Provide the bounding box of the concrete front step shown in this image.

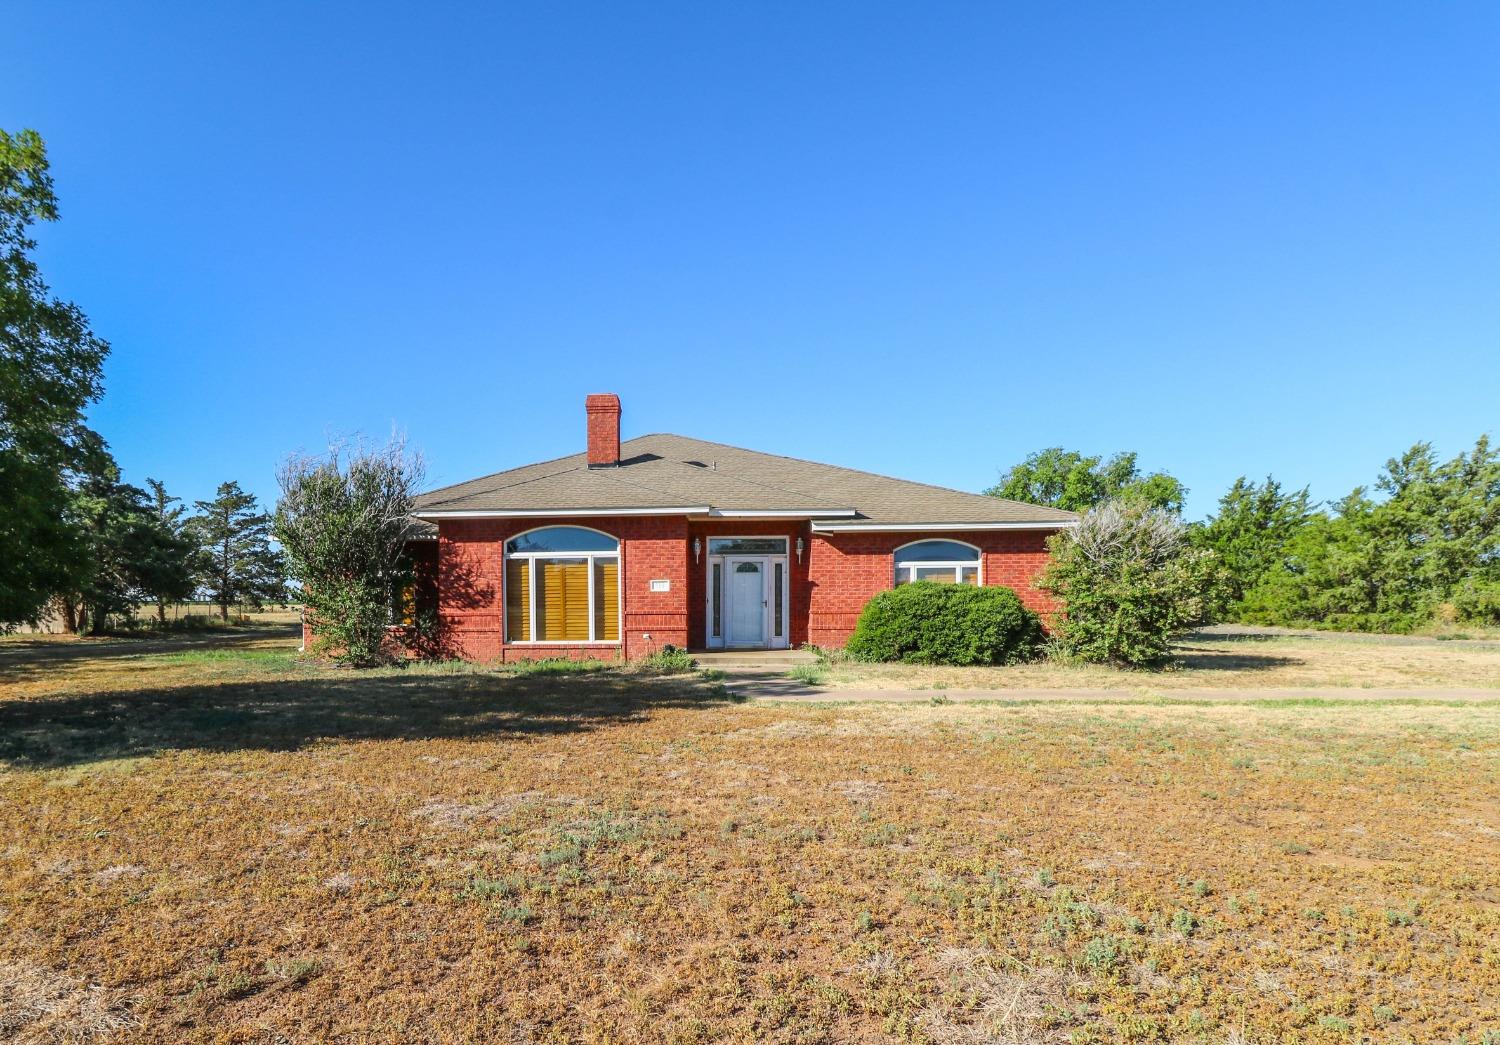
[692,649,816,669]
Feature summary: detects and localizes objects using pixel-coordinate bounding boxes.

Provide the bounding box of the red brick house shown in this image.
[400,394,1076,662]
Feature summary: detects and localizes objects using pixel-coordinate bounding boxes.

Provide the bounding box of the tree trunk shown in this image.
[156,600,167,625]
[60,596,79,634]
[220,535,231,620]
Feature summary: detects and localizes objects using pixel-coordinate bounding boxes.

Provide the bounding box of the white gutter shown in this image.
[414,506,713,519]
[708,508,858,518]
[412,506,862,520]
[810,520,1078,533]
[411,509,1074,530]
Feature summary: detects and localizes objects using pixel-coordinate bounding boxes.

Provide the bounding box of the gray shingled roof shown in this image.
[412,433,1076,528]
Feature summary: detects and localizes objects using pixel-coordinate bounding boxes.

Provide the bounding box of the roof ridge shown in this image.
[625,433,1076,520]
[585,464,717,505]
[633,452,854,508]
[423,464,595,508]
[418,446,586,502]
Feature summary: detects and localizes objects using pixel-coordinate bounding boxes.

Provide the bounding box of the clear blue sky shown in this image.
[7,2,1498,520]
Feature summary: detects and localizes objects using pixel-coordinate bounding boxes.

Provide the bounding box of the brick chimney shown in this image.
[585,393,621,467]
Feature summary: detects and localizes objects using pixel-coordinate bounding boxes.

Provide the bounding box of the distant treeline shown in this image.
[989,440,1500,633]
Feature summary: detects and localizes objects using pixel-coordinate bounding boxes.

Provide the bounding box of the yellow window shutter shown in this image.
[506,559,530,641]
[539,560,590,641]
[564,561,588,641]
[594,558,619,642]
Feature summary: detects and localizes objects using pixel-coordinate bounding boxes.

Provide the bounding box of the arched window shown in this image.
[893,539,980,587]
[505,527,620,643]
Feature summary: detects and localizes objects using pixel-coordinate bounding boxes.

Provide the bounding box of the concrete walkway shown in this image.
[1191,623,1500,649]
[724,677,1500,703]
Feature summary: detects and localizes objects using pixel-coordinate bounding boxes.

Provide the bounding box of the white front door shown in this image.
[724,556,767,647]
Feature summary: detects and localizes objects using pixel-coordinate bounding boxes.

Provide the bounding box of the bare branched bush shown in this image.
[1041,500,1226,666]
[1066,500,1185,568]
[274,434,425,666]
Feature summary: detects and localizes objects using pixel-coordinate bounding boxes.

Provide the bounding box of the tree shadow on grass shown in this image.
[1181,628,1292,645]
[0,624,300,684]
[0,669,736,769]
[1171,645,1303,672]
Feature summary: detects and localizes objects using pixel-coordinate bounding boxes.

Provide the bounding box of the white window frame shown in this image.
[707,536,789,557]
[892,538,982,587]
[504,525,622,645]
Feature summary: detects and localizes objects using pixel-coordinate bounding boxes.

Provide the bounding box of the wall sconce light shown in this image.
[795,537,805,563]
[692,537,702,564]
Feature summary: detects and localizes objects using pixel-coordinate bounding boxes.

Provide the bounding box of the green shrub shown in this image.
[508,656,614,676]
[801,643,851,665]
[1453,578,1500,625]
[787,662,827,685]
[1041,500,1226,667]
[635,644,696,674]
[844,582,1043,665]
[1080,935,1124,974]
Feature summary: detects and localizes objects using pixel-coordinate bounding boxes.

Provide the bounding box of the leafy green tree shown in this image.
[189,482,286,620]
[1192,476,1316,610]
[988,448,1186,513]
[273,438,425,666]
[1040,500,1226,666]
[0,129,110,624]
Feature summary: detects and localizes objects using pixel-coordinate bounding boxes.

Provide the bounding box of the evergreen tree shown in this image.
[142,478,198,624]
[58,443,196,634]
[189,481,286,620]
[1193,476,1316,610]
[1234,437,1500,631]
[1370,437,1500,612]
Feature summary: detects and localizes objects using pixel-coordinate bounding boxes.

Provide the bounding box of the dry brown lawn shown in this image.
[2,629,1499,1042]
[808,627,1500,692]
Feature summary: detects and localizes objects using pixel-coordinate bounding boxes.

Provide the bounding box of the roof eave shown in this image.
[708,508,858,518]
[810,519,1078,533]
[413,506,713,520]
[411,506,863,521]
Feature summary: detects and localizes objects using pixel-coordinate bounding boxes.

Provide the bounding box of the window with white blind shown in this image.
[893,539,980,586]
[505,527,620,643]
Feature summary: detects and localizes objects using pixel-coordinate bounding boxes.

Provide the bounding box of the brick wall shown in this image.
[436,515,689,662]
[399,517,1062,662]
[806,529,1061,647]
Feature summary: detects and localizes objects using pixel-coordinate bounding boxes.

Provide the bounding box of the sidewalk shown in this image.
[724,678,1500,703]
